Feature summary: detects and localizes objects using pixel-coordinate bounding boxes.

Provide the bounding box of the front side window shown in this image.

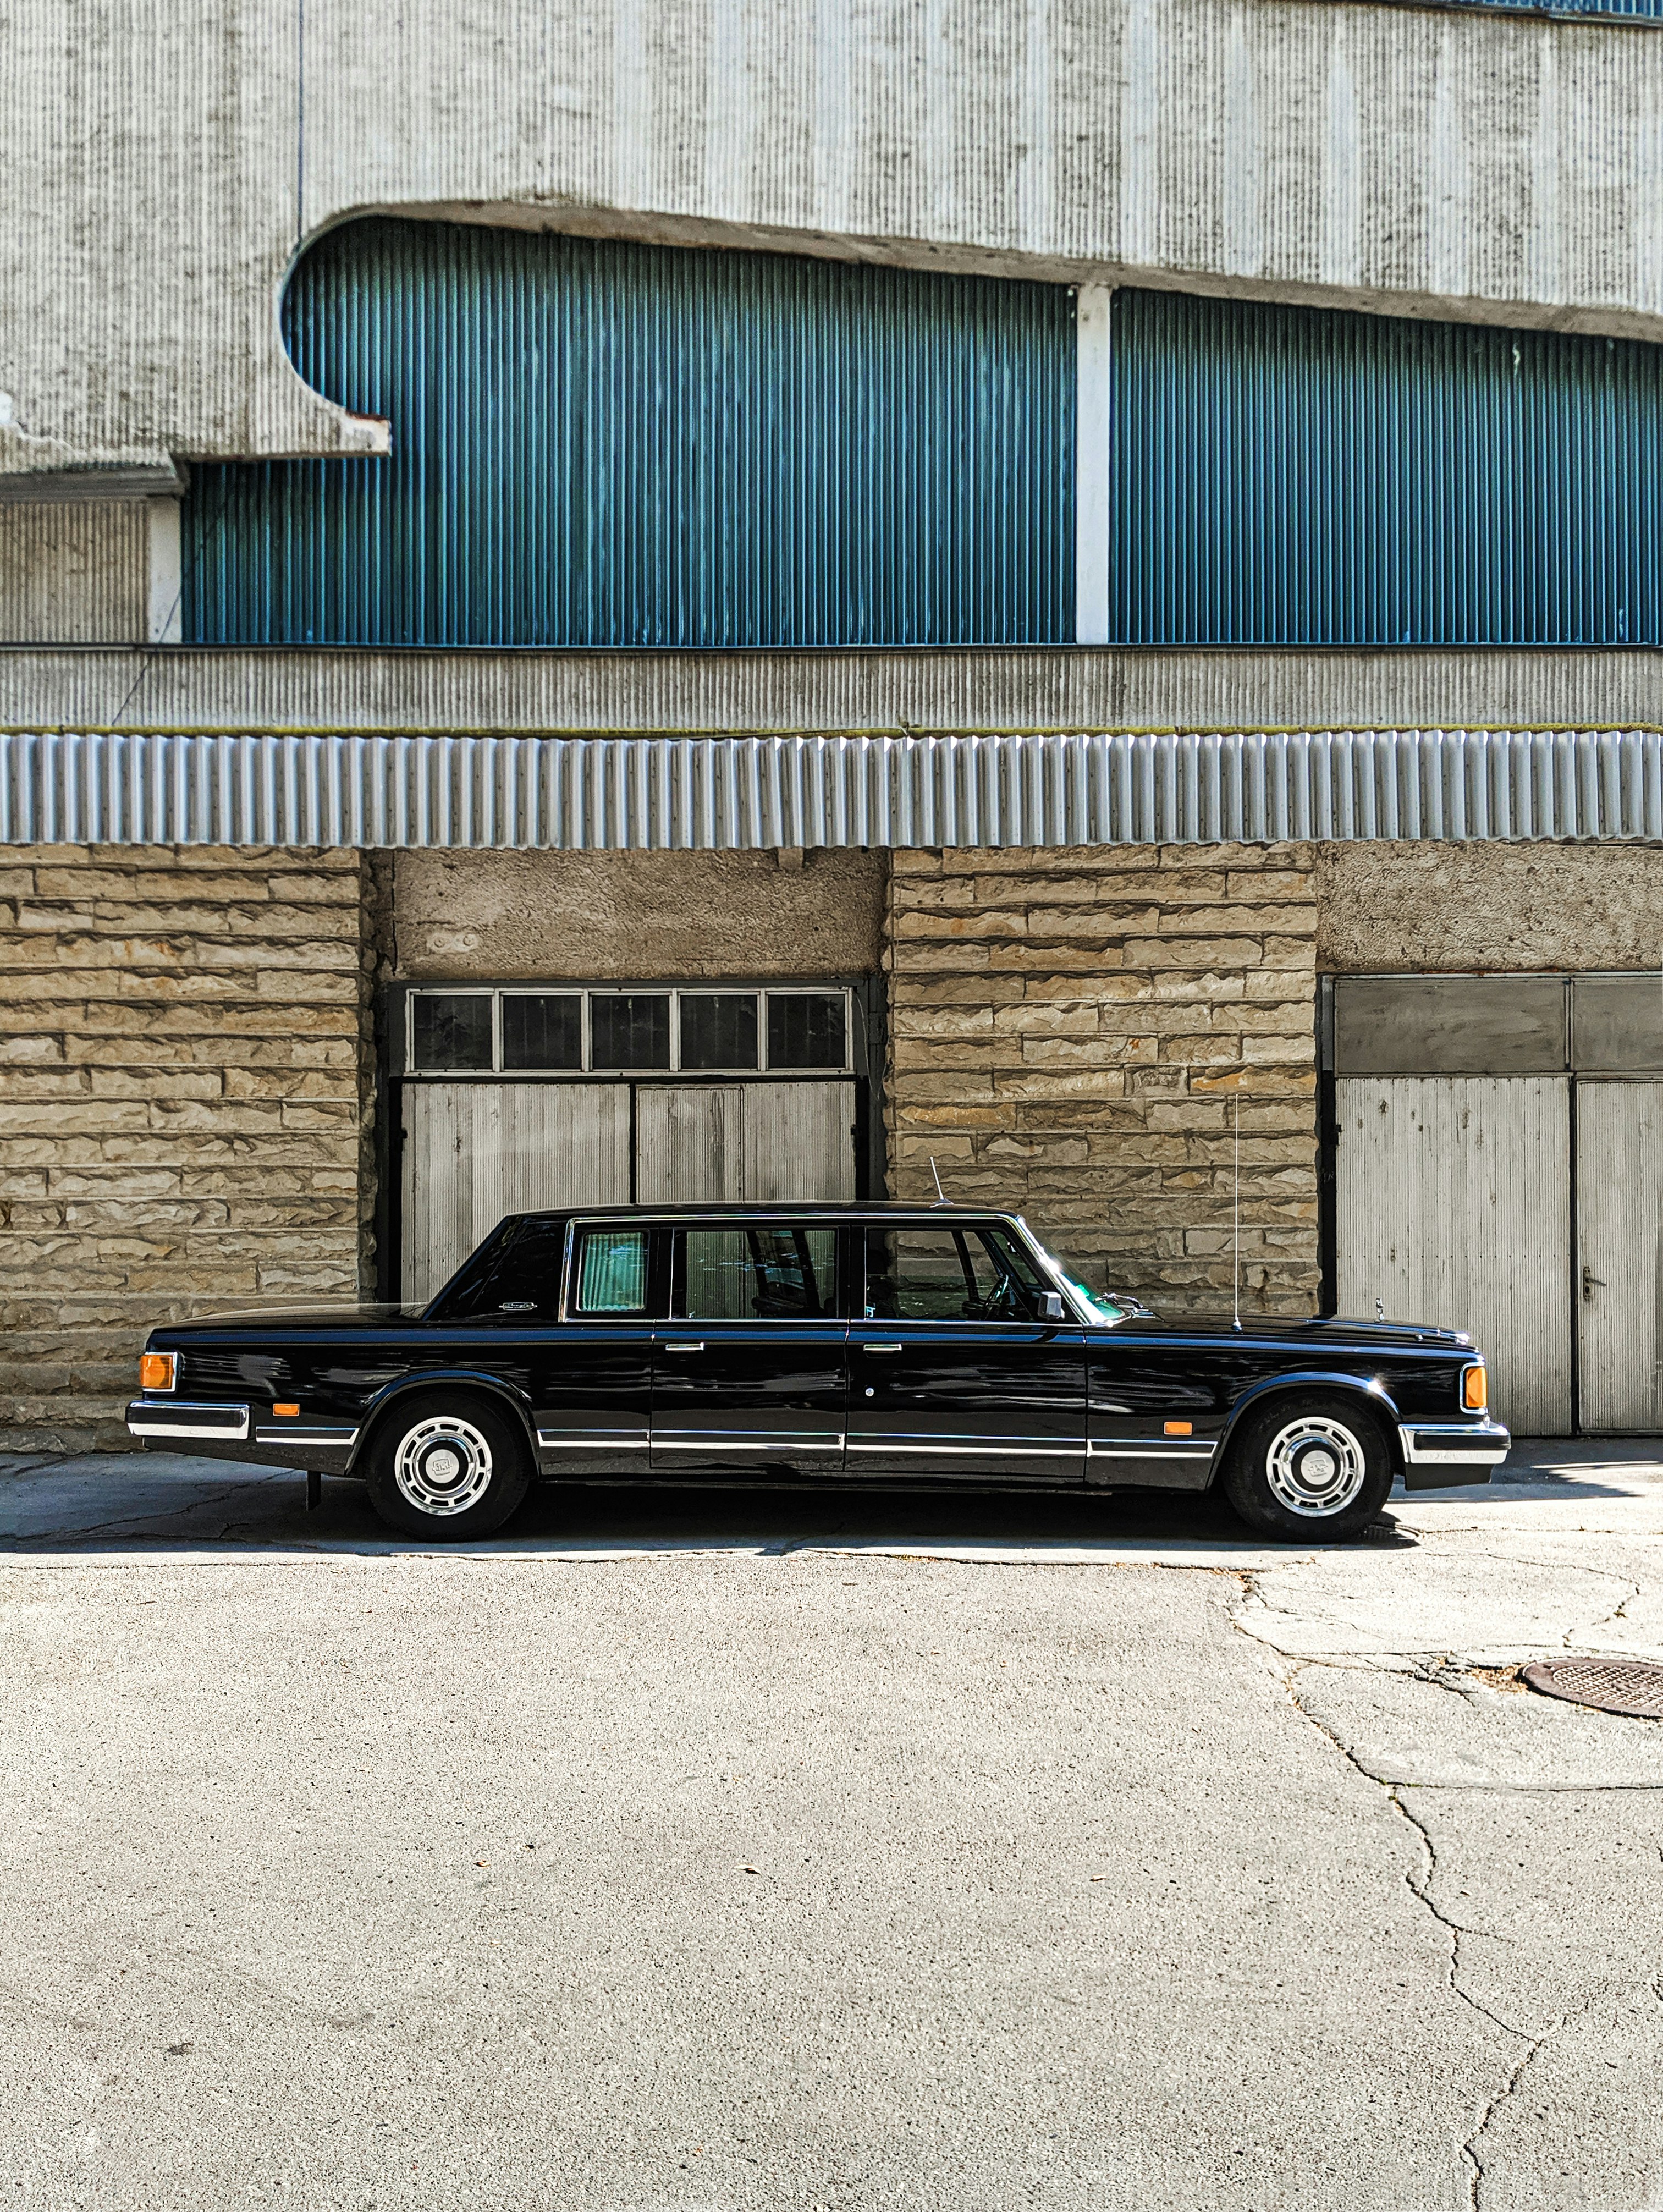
[864,1225,1043,1324]
[679,1225,838,1320]
[574,1228,650,1314]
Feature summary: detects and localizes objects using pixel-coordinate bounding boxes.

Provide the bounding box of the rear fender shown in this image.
[345,1371,539,1476]
[1211,1371,1404,1487]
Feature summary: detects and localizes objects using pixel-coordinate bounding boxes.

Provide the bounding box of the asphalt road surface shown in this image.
[3,1444,1661,2211]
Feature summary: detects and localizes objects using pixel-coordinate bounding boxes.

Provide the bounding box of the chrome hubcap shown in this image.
[394,1415,494,1517]
[1265,1416,1367,1517]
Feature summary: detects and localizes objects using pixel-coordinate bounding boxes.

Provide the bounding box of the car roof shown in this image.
[511,1202,1020,1222]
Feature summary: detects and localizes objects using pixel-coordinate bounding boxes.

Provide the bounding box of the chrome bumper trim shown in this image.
[1398,1421,1512,1468]
[126,1399,250,1442]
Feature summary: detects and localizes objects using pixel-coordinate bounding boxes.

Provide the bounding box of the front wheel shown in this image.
[1222,1394,1392,1542]
[364,1395,531,1539]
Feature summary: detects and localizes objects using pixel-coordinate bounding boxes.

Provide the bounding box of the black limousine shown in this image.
[127,1202,1509,1541]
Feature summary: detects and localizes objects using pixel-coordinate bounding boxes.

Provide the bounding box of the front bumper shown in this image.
[1397,1419,1511,1490]
[126,1398,250,1442]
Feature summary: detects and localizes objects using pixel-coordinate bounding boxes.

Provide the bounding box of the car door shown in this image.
[649,1218,849,1478]
[844,1221,1086,1483]
[529,1219,658,1477]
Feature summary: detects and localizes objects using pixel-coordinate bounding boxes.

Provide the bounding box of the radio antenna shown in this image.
[929,1155,946,1204]
[1232,1088,1242,1331]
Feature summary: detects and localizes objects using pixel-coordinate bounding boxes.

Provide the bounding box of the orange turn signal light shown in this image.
[273,1403,300,1418]
[1164,1420,1193,1437]
[1462,1364,1488,1412]
[139,1351,175,1393]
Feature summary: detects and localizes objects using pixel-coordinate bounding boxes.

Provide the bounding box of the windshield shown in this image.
[1029,1239,1136,1325]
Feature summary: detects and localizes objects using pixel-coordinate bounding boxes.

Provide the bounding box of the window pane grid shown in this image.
[408,985,854,1075]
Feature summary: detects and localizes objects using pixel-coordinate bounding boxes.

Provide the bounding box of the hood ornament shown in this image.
[1375,1298,1385,1323]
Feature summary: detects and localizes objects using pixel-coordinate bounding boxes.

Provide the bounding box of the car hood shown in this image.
[1117,1312,1471,1349]
[155,1303,427,1335]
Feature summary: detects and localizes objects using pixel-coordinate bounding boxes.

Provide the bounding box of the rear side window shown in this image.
[863,1225,1043,1324]
[574,1227,650,1315]
[678,1225,838,1320]
[428,1216,568,1321]
[471,1218,568,1319]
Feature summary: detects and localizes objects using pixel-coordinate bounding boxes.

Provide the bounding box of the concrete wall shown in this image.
[391,848,888,980]
[1317,841,1663,972]
[0,505,150,645]
[885,843,1319,1317]
[7,643,1663,733]
[0,846,377,1450]
[4,1,1660,481]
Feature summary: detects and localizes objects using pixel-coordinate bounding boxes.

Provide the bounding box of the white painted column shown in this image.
[1074,284,1113,647]
[145,496,183,643]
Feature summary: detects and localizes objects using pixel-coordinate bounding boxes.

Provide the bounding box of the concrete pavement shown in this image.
[1,1443,1660,2210]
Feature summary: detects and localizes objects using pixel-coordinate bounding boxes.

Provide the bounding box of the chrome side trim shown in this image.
[1398,1421,1512,1467]
[537,1432,650,1450]
[253,1426,358,1447]
[126,1399,250,1441]
[846,1439,1081,1457]
[1089,1444,1216,1461]
[648,1437,844,1451]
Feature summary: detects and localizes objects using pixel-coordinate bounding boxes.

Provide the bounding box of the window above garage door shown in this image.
[403,983,858,1079]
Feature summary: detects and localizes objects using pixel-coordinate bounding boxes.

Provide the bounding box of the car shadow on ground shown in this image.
[0,1451,1427,1558]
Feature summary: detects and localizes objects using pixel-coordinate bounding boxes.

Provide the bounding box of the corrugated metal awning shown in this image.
[4,726,1663,849]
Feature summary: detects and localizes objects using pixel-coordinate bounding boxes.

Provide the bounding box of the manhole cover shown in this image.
[1521,1658,1663,1720]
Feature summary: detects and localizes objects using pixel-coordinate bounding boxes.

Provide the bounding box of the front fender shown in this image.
[1212,1371,1405,1486]
[344,1368,539,1476]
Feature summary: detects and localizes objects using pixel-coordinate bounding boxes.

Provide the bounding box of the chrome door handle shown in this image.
[663,1341,706,1352]
[1581,1267,1606,1301]
[861,1342,903,1354]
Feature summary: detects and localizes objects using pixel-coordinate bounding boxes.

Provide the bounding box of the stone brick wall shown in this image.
[885,843,1319,1317]
[0,845,377,1450]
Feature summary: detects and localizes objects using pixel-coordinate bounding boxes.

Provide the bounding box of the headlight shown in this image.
[140,1350,177,1393]
[1461,1362,1488,1413]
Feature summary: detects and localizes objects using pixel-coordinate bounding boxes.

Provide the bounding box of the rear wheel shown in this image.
[1223,1393,1392,1542]
[364,1395,531,1539]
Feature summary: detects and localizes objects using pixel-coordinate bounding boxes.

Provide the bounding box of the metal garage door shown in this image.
[636,1083,858,1204]
[401,1083,632,1301]
[1332,973,1663,1438]
[1335,1076,1572,1434]
[1576,1082,1663,1433]
[401,1078,857,1302]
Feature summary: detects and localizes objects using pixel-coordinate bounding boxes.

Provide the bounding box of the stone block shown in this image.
[1017,1035,1155,1069]
[1153,903,1318,937]
[1025,905,1161,938]
[892,1004,997,1037]
[987,943,1125,972]
[893,907,1027,940]
[989,1003,1102,1036]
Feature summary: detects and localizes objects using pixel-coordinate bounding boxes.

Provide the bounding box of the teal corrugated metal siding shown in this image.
[186,221,1074,648]
[1418,0,1661,15]
[1112,289,1663,647]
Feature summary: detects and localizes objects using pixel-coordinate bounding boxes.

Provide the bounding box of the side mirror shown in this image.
[1038,1291,1066,1322]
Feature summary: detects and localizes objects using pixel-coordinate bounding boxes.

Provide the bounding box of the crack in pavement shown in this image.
[4,1481,254,1549]
[1229,1573,1644,2212]
[1238,1566,1663,2203]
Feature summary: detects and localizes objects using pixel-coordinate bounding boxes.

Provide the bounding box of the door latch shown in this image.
[1582,1265,1607,1301]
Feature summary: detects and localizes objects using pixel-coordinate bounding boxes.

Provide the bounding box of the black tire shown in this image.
[364,1393,532,1540]
[1222,1391,1393,1542]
